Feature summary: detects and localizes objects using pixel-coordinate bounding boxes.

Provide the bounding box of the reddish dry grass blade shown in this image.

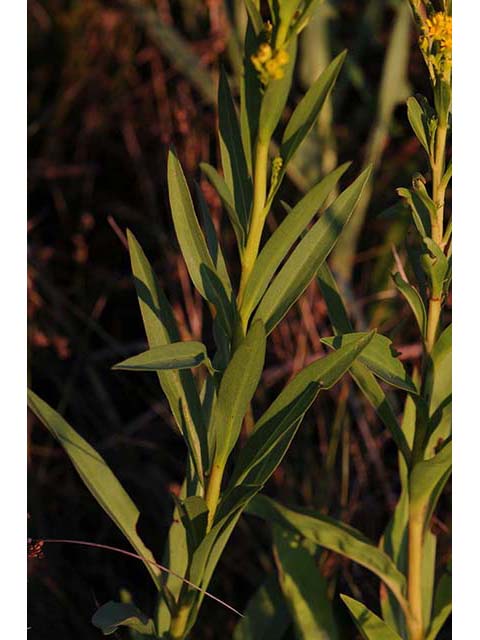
[32,538,244,618]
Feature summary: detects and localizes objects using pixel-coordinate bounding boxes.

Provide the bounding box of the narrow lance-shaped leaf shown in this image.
[212,321,267,465]
[254,166,372,333]
[228,332,375,489]
[241,162,351,323]
[393,272,427,337]
[127,230,208,480]
[274,525,339,640]
[258,37,298,143]
[247,495,408,612]
[27,390,161,589]
[407,96,430,156]
[92,601,155,636]
[340,595,402,640]
[112,341,214,375]
[218,67,252,232]
[317,264,412,466]
[168,149,231,301]
[200,162,246,250]
[195,182,232,294]
[426,563,452,640]
[409,440,452,532]
[281,50,347,168]
[233,576,290,640]
[321,332,417,394]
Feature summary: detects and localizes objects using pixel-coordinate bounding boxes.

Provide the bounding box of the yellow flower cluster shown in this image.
[423,12,452,51]
[419,12,452,82]
[251,43,290,85]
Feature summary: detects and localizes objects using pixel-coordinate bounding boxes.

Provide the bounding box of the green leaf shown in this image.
[127,230,208,480]
[397,187,431,238]
[316,264,412,466]
[258,37,298,143]
[422,238,449,299]
[321,333,417,394]
[255,166,371,333]
[281,51,346,167]
[228,331,375,489]
[240,20,262,175]
[168,149,227,302]
[424,324,452,457]
[112,341,214,374]
[200,264,238,338]
[407,96,430,155]
[247,495,408,611]
[212,321,267,465]
[195,182,232,294]
[200,162,246,249]
[27,390,161,589]
[92,601,155,636]
[218,67,252,232]
[244,0,264,36]
[233,576,290,640]
[175,495,209,556]
[274,526,339,640]
[426,563,452,640]
[409,440,452,531]
[340,595,402,640]
[393,273,427,337]
[241,163,351,323]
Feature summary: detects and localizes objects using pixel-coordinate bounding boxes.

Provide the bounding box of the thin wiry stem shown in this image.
[35,538,244,618]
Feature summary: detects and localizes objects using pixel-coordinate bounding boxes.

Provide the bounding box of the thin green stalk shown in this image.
[238,139,270,316]
[205,460,225,530]
[168,602,191,640]
[407,510,424,640]
[425,122,448,353]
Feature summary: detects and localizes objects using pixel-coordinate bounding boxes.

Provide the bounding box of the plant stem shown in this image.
[168,602,191,640]
[205,460,224,530]
[238,139,270,319]
[425,122,448,354]
[407,510,424,640]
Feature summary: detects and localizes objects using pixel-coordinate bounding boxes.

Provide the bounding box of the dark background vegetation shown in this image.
[28,0,451,637]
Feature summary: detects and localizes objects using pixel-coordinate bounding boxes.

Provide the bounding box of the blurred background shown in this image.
[27,0,451,637]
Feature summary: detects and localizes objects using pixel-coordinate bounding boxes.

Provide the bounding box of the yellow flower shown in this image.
[255,43,273,64]
[419,12,452,82]
[251,44,290,85]
[423,13,452,51]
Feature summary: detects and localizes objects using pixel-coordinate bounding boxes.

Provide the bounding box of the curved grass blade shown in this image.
[254,166,371,333]
[27,390,162,589]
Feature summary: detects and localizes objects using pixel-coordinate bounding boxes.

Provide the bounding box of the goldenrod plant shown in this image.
[244,2,452,640]
[27,1,451,639]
